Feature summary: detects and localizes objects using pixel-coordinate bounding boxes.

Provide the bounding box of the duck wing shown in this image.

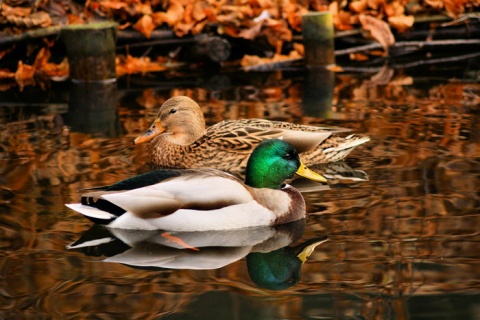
[68,169,254,222]
[205,119,341,153]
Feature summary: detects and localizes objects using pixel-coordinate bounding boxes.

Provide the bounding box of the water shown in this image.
[1,61,479,319]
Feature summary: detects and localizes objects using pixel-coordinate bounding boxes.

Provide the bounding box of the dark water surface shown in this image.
[1,62,479,319]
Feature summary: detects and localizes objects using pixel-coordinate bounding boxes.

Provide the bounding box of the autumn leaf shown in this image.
[192,1,207,21]
[152,2,184,27]
[15,61,35,81]
[330,2,354,31]
[367,0,385,10]
[238,21,263,39]
[349,0,368,13]
[98,1,128,10]
[133,15,155,38]
[388,15,414,32]
[359,14,395,51]
[40,58,69,78]
[384,1,404,17]
[34,47,51,69]
[424,0,444,9]
[0,69,15,79]
[0,3,31,17]
[444,0,466,17]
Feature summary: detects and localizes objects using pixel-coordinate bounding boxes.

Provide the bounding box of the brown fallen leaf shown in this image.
[133,15,155,38]
[384,1,405,17]
[388,14,414,32]
[152,2,184,27]
[34,47,51,69]
[367,0,385,10]
[359,14,395,51]
[350,0,368,13]
[15,61,35,81]
[0,69,15,79]
[444,0,466,17]
[0,3,31,17]
[98,1,128,10]
[424,0,444,9]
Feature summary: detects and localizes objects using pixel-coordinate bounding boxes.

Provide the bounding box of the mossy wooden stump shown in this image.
[302,12,335,67]
[61,22,118,82]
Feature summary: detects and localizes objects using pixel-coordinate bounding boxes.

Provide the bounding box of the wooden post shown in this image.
[61,22,118,82]
[302,12,335,67]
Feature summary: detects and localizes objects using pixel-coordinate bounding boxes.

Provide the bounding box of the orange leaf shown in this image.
[384,1,405,17]
[359,14,395,51]
[350,52,370,61]
[192,1,207,21]
[133,15,155,38]
[424,0,443,9]
[1,3,31,17]
[15,61,35,81]
[349,0,368,13]
[152,2,184,26]
[34,47,51,69]
[174,22,194,37]
[444,0,465,17]
[367,0,385,10]
[0,69,15,79]
[98,1,128,10]
[388,15,414,32]
[40,58,69,78]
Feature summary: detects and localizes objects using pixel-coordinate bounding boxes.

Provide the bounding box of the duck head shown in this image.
[134,96,207,146]
[245,139,327,189]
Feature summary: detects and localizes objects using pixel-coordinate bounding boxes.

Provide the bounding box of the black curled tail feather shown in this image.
[81,196,126,224]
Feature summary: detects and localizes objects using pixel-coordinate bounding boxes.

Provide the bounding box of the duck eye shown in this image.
[283,153,292,160]
[169,108,177,114]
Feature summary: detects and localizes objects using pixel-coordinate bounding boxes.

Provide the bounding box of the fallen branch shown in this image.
[335,39,480,56]
[0,26,61,45]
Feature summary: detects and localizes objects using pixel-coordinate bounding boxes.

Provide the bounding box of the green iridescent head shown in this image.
[245,139,327,189]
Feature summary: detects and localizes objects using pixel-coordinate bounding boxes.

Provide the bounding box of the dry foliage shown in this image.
[0,0,477,82]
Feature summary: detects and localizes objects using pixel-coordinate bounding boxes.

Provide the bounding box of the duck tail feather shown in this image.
[66,203,117,224]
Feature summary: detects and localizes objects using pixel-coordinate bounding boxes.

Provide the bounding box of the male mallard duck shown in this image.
[134,96,370,173]
[66,139,327,231]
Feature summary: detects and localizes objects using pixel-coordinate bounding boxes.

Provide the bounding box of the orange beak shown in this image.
[134,119,165,145]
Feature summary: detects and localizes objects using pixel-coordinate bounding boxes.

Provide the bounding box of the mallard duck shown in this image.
[66,139,327,231]
[134,96,370,173]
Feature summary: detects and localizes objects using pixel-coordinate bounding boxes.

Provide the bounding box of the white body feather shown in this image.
[66,172,299,231]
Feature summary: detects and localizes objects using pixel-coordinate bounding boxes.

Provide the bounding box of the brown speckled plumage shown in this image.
[135,96,370,175]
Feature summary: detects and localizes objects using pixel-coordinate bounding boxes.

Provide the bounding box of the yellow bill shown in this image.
[295,161,327,183]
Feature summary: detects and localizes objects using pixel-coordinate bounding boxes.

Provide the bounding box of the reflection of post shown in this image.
[65,81,120,137]
[302,12,335,67]
[60,22,117,82]
[302,68,335,118]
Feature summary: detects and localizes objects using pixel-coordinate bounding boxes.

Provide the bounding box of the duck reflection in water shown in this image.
[67,219,327,290]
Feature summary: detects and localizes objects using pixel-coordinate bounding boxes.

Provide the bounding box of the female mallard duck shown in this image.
[66,139,327,231]
[134,96,369,173]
